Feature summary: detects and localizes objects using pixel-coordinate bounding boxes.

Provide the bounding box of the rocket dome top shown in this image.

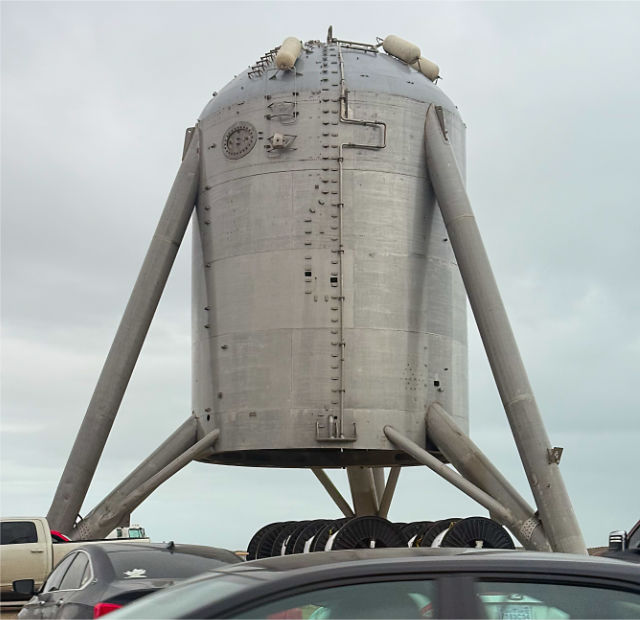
[199,31,461,124]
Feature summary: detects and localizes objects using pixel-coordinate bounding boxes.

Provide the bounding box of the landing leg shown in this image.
[48,130,201,533]
[424,106,585,554]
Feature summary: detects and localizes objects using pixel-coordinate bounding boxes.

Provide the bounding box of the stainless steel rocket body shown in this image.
[192,41,468,467]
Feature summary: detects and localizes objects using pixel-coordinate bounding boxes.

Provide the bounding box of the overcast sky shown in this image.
[2,2,639,551]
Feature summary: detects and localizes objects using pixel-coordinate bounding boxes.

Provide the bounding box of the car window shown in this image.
[234,580,437,619]
[59,552,91,590]
[107,548,227,580]
[475,579,640,619]
[42,554,77,593]
[0,521,38,544]
[80,560,92,587]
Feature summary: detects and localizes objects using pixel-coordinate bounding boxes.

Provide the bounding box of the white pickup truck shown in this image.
[0,517,149,609]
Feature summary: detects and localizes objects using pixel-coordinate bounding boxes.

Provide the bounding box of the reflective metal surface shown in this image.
[192,42,468,466]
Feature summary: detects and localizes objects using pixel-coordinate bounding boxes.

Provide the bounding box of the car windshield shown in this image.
[107,549,229,580]
[110,573,249,618]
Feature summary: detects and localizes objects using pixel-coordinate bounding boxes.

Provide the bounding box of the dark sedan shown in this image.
[15,542,240,618]
[111,547,640,619]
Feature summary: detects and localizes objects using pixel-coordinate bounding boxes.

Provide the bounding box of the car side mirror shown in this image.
[13,579,36,595]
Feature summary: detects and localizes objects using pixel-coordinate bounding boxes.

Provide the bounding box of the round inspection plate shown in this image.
[223,121,257,159]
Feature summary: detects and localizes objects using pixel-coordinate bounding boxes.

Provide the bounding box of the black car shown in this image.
[110,547,640,619]
[15,542,241,618]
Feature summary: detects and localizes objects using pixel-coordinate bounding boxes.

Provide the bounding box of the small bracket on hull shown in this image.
[182,127,196,160]
[316,414,357,442]
[434,105,448,142]
[547,446,563,464]
[265,100,298,125]
[266,132,297,153]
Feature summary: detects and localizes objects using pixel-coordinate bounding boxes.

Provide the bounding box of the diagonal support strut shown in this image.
[71,428,220,540]
[424,105,585,554]
[48,129,201,533]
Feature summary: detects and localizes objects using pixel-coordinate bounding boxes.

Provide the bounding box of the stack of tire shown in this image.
[246,516,514,559]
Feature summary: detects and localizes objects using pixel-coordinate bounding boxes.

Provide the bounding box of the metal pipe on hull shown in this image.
[423,105,586,554]
[72,417,198,540]
[427,403,551,551]
[48,133,201,534]
[70,429,220,541]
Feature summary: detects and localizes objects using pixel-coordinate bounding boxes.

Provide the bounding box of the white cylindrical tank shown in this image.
[382,35,421,64]
[411,57,440,82]
[192,39,467,467]
[275,37,302,71]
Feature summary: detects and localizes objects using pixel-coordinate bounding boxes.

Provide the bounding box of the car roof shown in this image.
[205,548,640,585]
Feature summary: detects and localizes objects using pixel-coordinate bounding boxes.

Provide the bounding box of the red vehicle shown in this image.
[50,530,71,543]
